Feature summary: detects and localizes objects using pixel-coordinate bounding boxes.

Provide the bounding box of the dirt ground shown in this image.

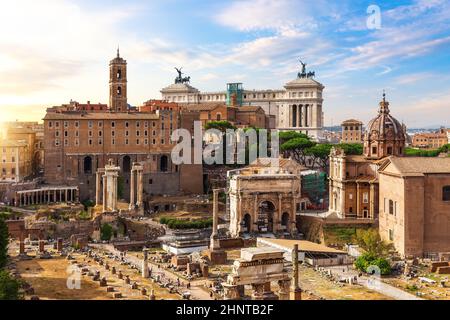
[383,274,450,300]
[14,248,180,300]
[16,255,114,300]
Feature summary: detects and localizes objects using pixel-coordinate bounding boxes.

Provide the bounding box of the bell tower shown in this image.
[109,47,127,112]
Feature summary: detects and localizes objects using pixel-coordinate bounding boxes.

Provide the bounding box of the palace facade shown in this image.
[160,64,325,139]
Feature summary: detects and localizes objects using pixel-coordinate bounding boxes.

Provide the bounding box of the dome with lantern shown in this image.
[363,93,406,159]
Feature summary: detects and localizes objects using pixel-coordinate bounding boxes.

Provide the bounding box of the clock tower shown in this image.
[109,48,127,112]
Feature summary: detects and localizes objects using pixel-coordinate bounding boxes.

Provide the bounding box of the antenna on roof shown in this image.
[117,45,120,58]
[383,89,386,103]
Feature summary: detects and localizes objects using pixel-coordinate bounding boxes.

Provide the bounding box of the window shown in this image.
[389,229,394,241]
[89,131,93,137]
[389,200,394,215]
[98,121,103,128]
[75,121,79,128]
[125,139,129,145]
[443,186,450,201]
[64,121,68,128]
[125,122,129,128]
[111,121,115,128]
[372,146,377,154]
[363,192,369,204]
[88,121,93,128]
[49,121,53,128]
[88,139,93,145]
[111,139,115,145]
[349,193,353,200]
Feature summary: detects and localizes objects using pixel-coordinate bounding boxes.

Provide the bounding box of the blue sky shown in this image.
[0,0,449,127]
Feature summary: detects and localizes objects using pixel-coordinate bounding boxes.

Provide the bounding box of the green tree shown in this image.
[0,270,22,300]
[100,223,113,241]
[0,216,9,269]
[337,143,363,155]
[281,137,316,166]
[205,120,236,132]
[354,228,393,257]
[305,143,333,169]
[279,131,308,144]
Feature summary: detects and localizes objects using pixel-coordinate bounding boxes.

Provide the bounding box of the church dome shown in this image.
[363,94,406,159]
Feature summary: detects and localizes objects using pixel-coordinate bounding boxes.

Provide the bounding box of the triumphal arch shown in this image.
[228,158,304,238]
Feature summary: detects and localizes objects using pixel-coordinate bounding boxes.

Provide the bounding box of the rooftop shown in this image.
[381,156,450,176]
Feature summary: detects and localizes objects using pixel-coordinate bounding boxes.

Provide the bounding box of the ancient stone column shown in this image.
[296,105,301,128]
[57,238,63,252]
[210,189,220,250]
[129,168,135,210]
[290,244,302,300]
[96,171,102,206]
[102,175,107,213]
[278,279,291,300]
[19,233,25,255]
[38,239,45,253]
[142,249,149,278]
[137,169,143,207]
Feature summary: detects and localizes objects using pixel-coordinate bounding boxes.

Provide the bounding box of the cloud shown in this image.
[0,0,137,98]
[394,72,433,85]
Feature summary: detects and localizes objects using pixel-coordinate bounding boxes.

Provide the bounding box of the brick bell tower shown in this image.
[109,47,127,112]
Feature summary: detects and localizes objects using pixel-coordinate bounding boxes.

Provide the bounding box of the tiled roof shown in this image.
[382,156,450,176]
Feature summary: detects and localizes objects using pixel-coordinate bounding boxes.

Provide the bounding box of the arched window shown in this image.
[443,186,450,201]
[160,155,168,172]
[122,155,131,173]
[83,156,92,174]
[117,86,122,95]
[216,113,221,121]
[117,69,121,79]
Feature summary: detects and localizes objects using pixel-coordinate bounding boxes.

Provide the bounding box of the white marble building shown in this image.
[160,68,325,139]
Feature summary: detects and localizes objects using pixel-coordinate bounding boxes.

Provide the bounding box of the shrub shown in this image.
[0,216,8,269]
[0,270,22,300]
[100,223,113,241]
[355,253,391,275]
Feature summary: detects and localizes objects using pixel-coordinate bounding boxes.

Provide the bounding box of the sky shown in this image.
[0,0,449,128]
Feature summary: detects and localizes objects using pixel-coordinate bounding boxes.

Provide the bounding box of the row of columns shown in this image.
[15,188,79,207]
[96,159,120,213]
[290,104,312,128]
